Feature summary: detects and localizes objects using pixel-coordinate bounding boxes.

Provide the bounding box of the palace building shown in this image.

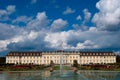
[6,51,116,65]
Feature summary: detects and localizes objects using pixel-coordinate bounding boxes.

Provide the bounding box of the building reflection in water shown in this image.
[0,71,120,80]
[79,71,120,80]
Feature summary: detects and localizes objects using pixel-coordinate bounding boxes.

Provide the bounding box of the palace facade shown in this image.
[6,51,116,65]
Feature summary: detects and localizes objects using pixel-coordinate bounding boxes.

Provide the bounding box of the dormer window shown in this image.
[96,53,98,55]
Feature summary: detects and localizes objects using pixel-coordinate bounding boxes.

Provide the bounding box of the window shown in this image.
[96,53,98,55]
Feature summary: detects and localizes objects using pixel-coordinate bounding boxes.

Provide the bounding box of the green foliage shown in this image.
[54,66,60,70]
[73,60,78,68]
[116,55,120,63]
[50,60,54,67]
[53,65,71,70]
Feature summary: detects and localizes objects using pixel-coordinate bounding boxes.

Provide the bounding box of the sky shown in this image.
[0,0,120,56]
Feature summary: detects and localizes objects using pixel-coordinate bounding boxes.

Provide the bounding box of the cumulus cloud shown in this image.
[51,18,68,31]
[0,40,9,51]
[76,40,99,49]
[63,7,75,15]
[73,9,91,30]
[76,15,82,21]
[0,28,47,52]
[31,0,37,4]
[27,12,49,31]
[44,30,120,50]
[0,2,120,56]
[0,11,49,54]
[7,30,47,51]
[0,5,16,21]
[83,9,91,24]
[92,0,120,31]
[12,16,33,24]
[0,23,23,40]
[72,24,88,31]
[6,5,16,14]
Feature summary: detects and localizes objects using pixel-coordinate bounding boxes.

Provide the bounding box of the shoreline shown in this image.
[1,70,120,72]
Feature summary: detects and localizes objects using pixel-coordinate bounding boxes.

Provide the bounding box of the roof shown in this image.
[6,51,42,56]
[6,51,116,56]
[79,52,115,56]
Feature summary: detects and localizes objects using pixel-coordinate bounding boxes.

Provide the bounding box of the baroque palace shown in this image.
[6,51,116,65]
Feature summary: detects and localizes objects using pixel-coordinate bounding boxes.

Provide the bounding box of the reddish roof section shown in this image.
[6,51,115,56]
[79,52,115,56]
[6,51,42,56]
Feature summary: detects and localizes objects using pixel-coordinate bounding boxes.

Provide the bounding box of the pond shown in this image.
[0,70,120,80]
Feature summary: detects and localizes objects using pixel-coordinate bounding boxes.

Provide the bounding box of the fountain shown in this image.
[41,42,120,80]
[47,41,80,80]
[60,50,63,74]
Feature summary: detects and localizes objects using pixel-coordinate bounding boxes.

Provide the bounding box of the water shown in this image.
[0,70,120,80]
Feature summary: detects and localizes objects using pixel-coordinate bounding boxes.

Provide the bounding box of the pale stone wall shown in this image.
[6,52,116,65]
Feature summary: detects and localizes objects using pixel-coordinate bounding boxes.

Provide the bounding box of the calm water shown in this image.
[0,70,120,80]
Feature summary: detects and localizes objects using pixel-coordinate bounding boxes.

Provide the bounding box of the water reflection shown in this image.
[0,71,120,80]
[79,71,120,80]
[0,71,50,80]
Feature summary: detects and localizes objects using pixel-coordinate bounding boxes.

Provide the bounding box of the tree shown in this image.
[50,60,54,67]
[73,60,78,72]
[50,60,54,72]
[73,60,78,68]
[116,55,120,63]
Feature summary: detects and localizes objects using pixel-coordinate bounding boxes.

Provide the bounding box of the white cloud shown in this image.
[27,12,49,31]
[6,5,16,14]
[12,16,32,24]
[76,15,82,20]
[0,40,9,51]
[44,30,120,50]
[36,12,47,21]
[0,28,43,52]
[0,12,49,53]
[44,31,70,49]
[31,0,37,4]
[28,31,38,40]
[51,18,68,31]
[92,0,120,31]
[0,5,16,21]
[63,7,75,15]
[0,4,120,56]
[0,23,22,40]
[83,9,91,24]
[76,40,99,49]
[73,9,91,30]
[72,24,88,31]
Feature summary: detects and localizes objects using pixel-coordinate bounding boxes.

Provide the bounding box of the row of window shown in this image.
[7,56,79,59]
[81,53,114,55]
[7,60,71,64]
[7,59,115,64]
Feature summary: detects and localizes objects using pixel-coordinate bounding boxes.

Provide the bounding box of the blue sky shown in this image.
[0,0,120,56]
[0,0,98,27]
